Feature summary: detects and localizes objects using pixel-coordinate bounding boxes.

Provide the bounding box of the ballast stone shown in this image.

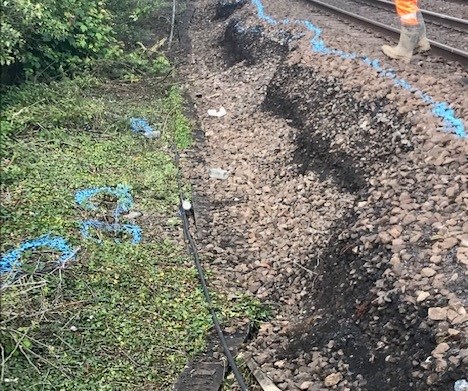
[428,307,448,321]
[324,373,342,387]
[455,380,468,391]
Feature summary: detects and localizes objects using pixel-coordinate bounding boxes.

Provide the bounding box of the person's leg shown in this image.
[381,0,420,63]
[416,10,431,52]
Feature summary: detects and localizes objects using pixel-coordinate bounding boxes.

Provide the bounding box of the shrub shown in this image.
[0,0,122,79]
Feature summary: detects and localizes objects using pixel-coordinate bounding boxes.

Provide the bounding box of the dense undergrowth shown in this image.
[1,0,169,81]
[0,1,268,389]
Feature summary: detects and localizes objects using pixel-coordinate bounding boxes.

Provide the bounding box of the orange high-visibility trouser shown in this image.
[395,0,420,25]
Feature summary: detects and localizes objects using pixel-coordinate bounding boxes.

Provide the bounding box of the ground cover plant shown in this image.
[1,62,267,391]
[0,1,268,389]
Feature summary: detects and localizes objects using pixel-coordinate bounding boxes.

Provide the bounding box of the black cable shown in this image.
[179,203,249,391]
[171,144,248,390]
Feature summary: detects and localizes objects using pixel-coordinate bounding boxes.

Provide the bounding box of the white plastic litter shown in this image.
[209,168,229,180]
[207,107,227,117]
[144,130,161,139]
[455,380,468,391]
[182,199,192,211]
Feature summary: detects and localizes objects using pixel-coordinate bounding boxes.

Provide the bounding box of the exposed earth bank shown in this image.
[178,1,468,390]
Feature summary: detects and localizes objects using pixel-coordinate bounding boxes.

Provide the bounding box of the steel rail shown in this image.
[364,0,468,31]
[304,0,468,67]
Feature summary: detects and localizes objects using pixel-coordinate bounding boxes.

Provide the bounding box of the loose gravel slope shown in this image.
[179,1,468,390]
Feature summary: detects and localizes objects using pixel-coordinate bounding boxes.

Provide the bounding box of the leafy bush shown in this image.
[0,0,123,78]
[107,0,161,44]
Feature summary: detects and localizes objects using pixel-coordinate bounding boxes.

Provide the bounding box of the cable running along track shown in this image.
[304,0,468,67]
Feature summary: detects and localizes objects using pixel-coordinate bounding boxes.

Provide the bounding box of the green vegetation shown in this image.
[0,0,166,80]
[0,1,269,389]
[1,71,269,389]
[1,70,200,389]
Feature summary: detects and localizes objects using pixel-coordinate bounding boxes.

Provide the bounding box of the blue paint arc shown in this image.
[75,185,134,217]
[0,235,76,274]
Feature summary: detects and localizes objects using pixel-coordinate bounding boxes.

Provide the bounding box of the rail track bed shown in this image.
[303,0,468,66]
[179,0,468,390]
[423,0,468,17]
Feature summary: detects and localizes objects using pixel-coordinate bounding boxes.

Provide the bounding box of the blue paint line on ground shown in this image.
[79,220,142,244]
[0,235,76,274]
[250,0,466,138]
[75,185,133,217]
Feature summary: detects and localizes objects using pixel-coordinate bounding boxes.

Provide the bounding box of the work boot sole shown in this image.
[381,45,411,64]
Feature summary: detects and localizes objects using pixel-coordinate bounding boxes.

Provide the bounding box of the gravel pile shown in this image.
[178,1,467,390]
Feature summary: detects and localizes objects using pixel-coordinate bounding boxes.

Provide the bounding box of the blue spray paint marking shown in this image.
[79,220,142,244]
[250,0,466,138]
[130,117,160,138]
[75,185,133,217]
[0,235,75,274]
[76,185,143,244]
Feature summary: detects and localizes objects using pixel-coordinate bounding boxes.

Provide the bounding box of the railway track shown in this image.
[303,0,468,67]
[367,0,467,31]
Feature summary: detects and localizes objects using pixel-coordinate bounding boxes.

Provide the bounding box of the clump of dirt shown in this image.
[215,0,248,20]
[223,19,298,66]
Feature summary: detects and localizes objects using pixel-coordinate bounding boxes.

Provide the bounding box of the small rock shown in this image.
[421,267,436,277]
[300,381,314,390]
[427,374,438,385]
[449,356,460,366]
[209,167,229,180]
[452,314,468,325]
[441,237,458,250]
[255,353,269,365]
[417,292,430,302]
[324,373,343,387]
[435,358,447,372]
[428,307,447,321]
[274,360,286,369]
[432,342,450,356]
[122,211,142,219]
[454,379,468,391]
[459,235,468,247]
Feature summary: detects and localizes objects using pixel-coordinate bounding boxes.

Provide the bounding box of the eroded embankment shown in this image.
[181,1,468,390]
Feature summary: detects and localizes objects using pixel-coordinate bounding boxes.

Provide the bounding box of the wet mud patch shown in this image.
[263,64,413,192]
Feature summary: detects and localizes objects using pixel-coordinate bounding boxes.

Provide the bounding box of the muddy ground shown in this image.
[177,0,467,390]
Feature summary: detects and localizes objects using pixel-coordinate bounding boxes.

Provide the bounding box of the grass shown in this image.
[0,66,268,390]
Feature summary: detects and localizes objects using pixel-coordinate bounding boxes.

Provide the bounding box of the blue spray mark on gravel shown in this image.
[79,220,142,244]
[0,235,76,274]
[250,0,466,138]
[75,185,133,217]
